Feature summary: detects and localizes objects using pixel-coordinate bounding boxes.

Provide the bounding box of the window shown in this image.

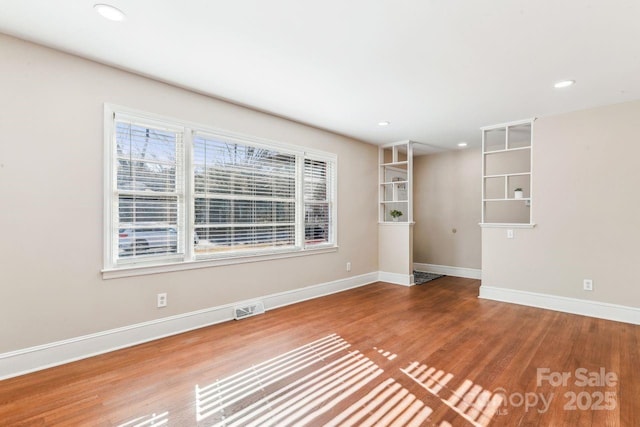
[192,133,297,255]
[304,158,332,246]
[104,107,337,274]
[113,119,184,262]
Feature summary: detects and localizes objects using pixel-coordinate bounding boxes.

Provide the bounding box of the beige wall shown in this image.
[413,149,482,269]
[482,100,640,308]
[0,34,378,353]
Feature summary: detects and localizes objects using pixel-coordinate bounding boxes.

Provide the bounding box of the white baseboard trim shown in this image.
[413,263,482,280]
[0,272,379,381]
[378,271,415,286]
[479,285,640,325]
[263,272,379,310]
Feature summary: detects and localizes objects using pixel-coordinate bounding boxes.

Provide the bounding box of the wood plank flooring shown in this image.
[1,277,638,426]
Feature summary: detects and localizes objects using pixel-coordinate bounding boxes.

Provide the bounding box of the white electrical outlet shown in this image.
[583,279,593,291]
[346,262,352,272]
[157,293,167,307]
[507,229,514,239]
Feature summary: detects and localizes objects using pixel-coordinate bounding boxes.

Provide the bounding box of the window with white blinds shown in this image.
[304,159,332,246]
[113,119,184,262]
[193,134,297,255]
[105,107,337,272]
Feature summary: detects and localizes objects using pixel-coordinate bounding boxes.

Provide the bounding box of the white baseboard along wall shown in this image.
[378,271,415,286]
[479,285,640,326]
[3,268,638,380]
[0,272,379,381]
[413,263,482,280]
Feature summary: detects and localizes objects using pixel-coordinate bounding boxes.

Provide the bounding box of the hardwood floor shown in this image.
[1,277,638,426]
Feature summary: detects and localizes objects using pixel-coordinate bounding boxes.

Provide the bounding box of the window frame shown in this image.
[303,156,335,248]
[103,104,338,279]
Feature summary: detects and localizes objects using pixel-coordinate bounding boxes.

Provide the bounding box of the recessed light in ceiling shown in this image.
[554,80,575,89]
[457,142,468,147]
[94,4,126,21]
[378,121,390,126]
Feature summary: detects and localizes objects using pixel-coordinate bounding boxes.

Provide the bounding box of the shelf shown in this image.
[379,142,413,223]
[381,161,408,167]
[483,172,531,179]
[482,118,534,225]
[379,221,415,226]
[483,146,531,154]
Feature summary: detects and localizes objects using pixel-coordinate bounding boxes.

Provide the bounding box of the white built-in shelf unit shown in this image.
[379,141,413,223]
[481,118,535,227]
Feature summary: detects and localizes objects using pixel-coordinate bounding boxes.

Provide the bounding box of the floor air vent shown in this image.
[234,301,265,320]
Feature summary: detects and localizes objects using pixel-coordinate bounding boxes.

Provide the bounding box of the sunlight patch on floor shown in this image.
[326,378,433,427]
[194,334,503,426]
[374,346,398,361]
[195,334,380,425]
[117,411,169,427]
[195,334,437,426]
[402,362,503,427]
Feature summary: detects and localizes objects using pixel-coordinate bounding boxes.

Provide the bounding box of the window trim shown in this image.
[103,104,338,278]
[102,246,339,280]
[303,155,337,248]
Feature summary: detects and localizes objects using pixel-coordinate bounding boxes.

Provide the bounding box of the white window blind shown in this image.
[193,134,297,255]
[113,119,184,262]
[304,158,332,246]
[105,106,337,273]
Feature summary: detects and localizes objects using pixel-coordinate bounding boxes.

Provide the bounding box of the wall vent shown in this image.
[234,301,265,320]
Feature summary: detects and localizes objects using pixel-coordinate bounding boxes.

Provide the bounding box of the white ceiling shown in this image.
[1,0,639,152]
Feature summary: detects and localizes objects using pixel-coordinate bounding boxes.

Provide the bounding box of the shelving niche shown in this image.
[481,119,534,226]
[379,142,412,223]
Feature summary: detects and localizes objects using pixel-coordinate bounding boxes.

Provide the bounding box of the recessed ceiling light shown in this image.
[378,121,390,126]
[457,142,468,147]
[554,80,575,89]
[94,4,126,21]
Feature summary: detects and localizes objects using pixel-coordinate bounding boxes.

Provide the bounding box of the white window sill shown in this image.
[102,246,338,280]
